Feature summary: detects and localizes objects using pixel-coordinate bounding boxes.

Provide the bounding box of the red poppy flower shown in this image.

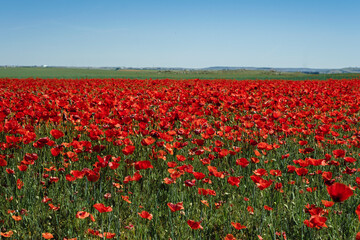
[0,158,7,166]
[227,176,242,187]
[167,161,177,168]
[344,157,356,163]
[71,170,86,179]
[134,160,153,170]
[176,155,186,161]
[254,150,262,157]
[6,168,15,174]
[224,234,236,240]
[218,149,229,158]
[103,232,116,239]
[206,127,215,135]
[88,229,103,237]
[321,200,334,208]
[12,215,22,221]
[167,202,184,212]
[305,147,315,154]
[17,165,27,172]
[236,158,249,168]
[0,230,13,238]
[304,215,328,229]
[50,129,64,139]
[332,149,345,158]
[326,182,353,202]
[124,223,134,230]
[185,179,196,187]
[264,205,273,211]
[106,161,119,170]
[198,188,216,196]
[122,145,135,155]
[287,165,296,173]
[76,211,90,219]
[231,222,247,230]
[141,137,155,146]
[65,174,77,182]
[42,233,54,239]
[138,211,152,220]
[93,203,113,213]
[295,168,308,176]
[193,172,206,180]
[257,142,268,150]
[122,195,131,203]
[272,111,281,119]
[247,206,254,215]
[86,170,100,182]
[163,177,175,184]
[269,169,282,176]
[123,171,142,184]
[48,203,60,211]
[356,177,360,186]
[42,196,52,203]
[251,175,273,190]
[187,219,203,229]
[17,179,24,190]
[253,168,268,176]
[201,200,209,207]
[207,166,224,178]
[49,177,59,183]
[322,171,332,182]
[356,204,360,221]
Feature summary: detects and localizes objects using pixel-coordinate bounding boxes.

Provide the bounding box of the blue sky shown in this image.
[1,0,359,68]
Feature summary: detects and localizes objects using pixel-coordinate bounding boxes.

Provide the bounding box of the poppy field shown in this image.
[1,78,360,240]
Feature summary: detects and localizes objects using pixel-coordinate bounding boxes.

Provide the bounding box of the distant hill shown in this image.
[203,66,360,74]
[1,65,360,74]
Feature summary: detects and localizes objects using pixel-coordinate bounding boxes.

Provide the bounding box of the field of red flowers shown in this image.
[0,78,360,240]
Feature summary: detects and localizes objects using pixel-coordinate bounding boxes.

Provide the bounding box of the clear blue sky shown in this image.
[1,0,359,68]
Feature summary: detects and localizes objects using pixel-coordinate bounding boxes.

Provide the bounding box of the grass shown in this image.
[0,67,359,80]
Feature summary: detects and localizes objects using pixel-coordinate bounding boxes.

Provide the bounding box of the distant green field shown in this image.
[0,67,359,80]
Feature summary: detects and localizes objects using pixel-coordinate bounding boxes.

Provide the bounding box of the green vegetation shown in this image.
[0,67,359,80]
